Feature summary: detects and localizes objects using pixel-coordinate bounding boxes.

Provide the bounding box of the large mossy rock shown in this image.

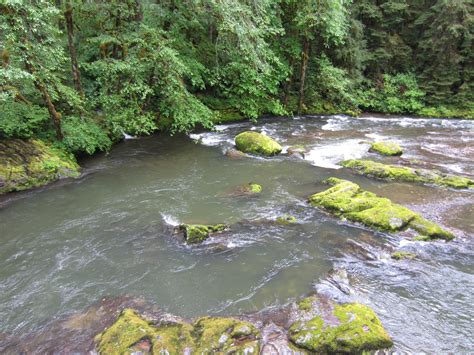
[369,141,403,156]
[179,223,229,244]
[234,131,282,156]
[0,139,80,194]
[309,178,453,240]
[342,159,474,189]
[95,309,260,354]
[289,296,393,353]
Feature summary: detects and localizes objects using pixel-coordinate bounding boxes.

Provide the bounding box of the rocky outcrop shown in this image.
[309,178,454,241]
[234,131,282,156]
[369,141,403,156]
[342,159,474,189]
[288,296,393,353]
[94,294,393,354]
[95,309,260,354]
[0,139,79,194]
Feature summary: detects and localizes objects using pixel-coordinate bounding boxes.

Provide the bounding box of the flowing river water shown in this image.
[0,115,473,352]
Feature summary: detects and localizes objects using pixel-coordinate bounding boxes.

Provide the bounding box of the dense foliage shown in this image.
[1,0,472,155]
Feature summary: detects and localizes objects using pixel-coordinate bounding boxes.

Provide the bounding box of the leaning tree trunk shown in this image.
[297,36,310,116]
[25,61,63,141]
[64,2,84,97]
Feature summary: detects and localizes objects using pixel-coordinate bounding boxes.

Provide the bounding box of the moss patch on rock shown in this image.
[192,317,260,354]
[289,300,393,353]
[308,178,454,240]
[94,309,194,354]
[342,159,474,189]
[95,309,259,354]
[0,139,80,194]
[369,141,403,156]
[179,223,229,244]
[276,214,297,225]
[235,131,282,156]
[391,251,417,260]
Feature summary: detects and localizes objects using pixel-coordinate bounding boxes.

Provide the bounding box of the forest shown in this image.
[1,0,473,157]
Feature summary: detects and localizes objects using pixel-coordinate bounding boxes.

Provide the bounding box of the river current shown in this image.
[0,114,473,352]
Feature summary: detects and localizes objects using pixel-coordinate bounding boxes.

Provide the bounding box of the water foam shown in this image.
[304,140,369,169]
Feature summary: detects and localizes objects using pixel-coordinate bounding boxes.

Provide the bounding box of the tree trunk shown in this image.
[64,2,84,97]
[25,61,63,140]
[297,36,310,116]
[283,57,295,108]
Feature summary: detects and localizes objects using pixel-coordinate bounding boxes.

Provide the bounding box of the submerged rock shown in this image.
[224,148,246,159]
[0,139,80,194]
[95,309,260,354]
[276,214,298,225]
[369,141,403,156]
[308,178,454,240]
[289,296,393,353]
[221,182,262,197]
[235,131,282,156]
[178,223,229,244]
[391,251,417,260]
[342,159,474,189]
[286,145,306,157]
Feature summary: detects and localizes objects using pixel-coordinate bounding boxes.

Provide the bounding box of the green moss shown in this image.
[342,159,473,189]
[297,297,314,311]
[309,178,453,240]
[192,317,260,354]
[0,139,80,195]
[213,109,245,124]
[95,309,194,354]
[409,216,454,241]
[369,141,403,156]
[276,214,298,225]
[248,183,262,193]
[179,224,228,244]
[391,251,417,260]
[289,303,393,353]
[235,131,282,156]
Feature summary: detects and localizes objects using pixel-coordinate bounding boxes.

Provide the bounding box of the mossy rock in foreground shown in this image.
[179,223,229,244]
[308,178,453,241]
[289,299,393,353]
[342,159,474,189]
[369,141,403,156]
[235,131,282,156]
[95,309,259,354]
[0,139,80,194]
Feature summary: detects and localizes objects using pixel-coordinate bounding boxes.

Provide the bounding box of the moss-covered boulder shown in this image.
[342,159,474,189]
[95,309,260,354]
[95,309,194,354]
[369,141,403,156]
[309,178,454,240]
[391,251,417,260]
[193,317,260,353]
[0,139,80,194]
[235,131,282,156]
[289,296,393,353]
[179,223,229,244]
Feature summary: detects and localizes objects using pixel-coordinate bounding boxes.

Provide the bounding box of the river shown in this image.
[0,114,473,352]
